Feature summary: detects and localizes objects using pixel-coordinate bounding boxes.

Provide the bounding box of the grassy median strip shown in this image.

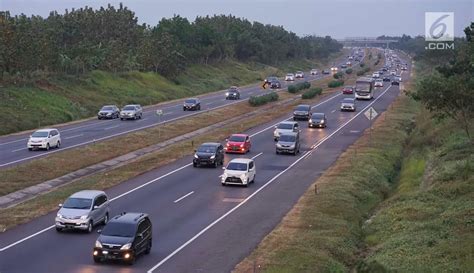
[0,50,379,231]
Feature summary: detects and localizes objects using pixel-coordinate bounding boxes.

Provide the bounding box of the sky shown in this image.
[2,0,472,39]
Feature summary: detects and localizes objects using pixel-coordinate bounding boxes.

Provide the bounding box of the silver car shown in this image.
[55,190,110,233]
[120,104,143,120]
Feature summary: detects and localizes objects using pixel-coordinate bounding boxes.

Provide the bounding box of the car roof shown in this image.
[186,98,199,100]
[34,128,57,133]
[70,190,105,199]
[279,131,298,137]
[296,104,311,108]
[102,105,117,107]
[342,98,355,101]
[279,121,298,125]
[229,158,253,164]
[312,112,325,116]
[230,133,248,137]
[200,142,221,147]
[110,212,149,223]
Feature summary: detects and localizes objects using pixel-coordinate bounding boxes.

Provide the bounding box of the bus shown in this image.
[355,77,374,100]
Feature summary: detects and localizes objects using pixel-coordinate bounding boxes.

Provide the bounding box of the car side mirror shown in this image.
[137,233,143,239]
[194,149,197,153]
[58,203,62,208]
[93,205,99,210]
[222,167,226,170]
[225,139,228,142]
[274,126,277,129]
[97,229,102,234]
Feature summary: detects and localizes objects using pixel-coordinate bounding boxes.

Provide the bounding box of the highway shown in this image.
[0,53,360,169]
[0,52,410,273]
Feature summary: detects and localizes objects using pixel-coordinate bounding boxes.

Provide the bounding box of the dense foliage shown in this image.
[248,92,279,106]
[0,4,342,81]
[328,80,344,88]
[301,87,322,99]
[287,81,311,93]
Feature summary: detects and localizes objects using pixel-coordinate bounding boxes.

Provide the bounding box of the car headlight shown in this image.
[320,120,325,124]
[194,154,198,159]
[121,243,132,250]
[56,213,63,218]
[210,155,215,159]
[240,174,247,182]
[225,92,229,96]
[276,143,282,148]
[274,131,279,136]
[95,240,103,248]
[309,119,313,123]
[80,215,88,220]
[289,144,295,148]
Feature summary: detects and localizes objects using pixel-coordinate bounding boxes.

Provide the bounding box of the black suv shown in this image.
[226,87,241,100]
[293,104,312,120]
[93,212,152,265]
[193,142,224,168]
[270,80,281,89]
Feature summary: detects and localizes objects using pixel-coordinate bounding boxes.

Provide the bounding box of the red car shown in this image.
[342,86,354,94]
[225,134,251,154]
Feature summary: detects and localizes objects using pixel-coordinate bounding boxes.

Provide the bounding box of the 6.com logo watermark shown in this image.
[425,12,454,50]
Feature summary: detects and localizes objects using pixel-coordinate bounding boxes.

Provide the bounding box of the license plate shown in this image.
[102,251,109,254]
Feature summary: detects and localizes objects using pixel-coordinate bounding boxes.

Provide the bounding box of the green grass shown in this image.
[0,54,342,135]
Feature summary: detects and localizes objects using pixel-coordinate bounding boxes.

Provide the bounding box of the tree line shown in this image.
[0,3,342,81]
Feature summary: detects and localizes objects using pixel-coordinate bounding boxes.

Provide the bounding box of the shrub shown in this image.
[345,68,353,74]
[287,81,311,93]
[360,62,365,67]
[302,87,323,99]
[248,92,279,106]
[328,80,344,88]
[356,70,365,76]
[333,72,344,79]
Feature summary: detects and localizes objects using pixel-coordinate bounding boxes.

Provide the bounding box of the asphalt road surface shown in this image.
[0,52,410,273]
[0,51,362,169]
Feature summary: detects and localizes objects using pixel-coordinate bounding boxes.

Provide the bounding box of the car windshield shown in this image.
[355,82,371,92]
[62,197,92,209]
[185,99,196,104]
[101,222,136,237]
[197,145,216,153]
[295,105,309,111]
[277,123,294,130]
[101,106,114,111]
[226,162,248,171]
[31,131,49,137]
[267,77,277,81]
[312,113,324,119]
[123,106,135,110]
[279,134,296,142]
[342,98,354,103]
[229,135,246,142]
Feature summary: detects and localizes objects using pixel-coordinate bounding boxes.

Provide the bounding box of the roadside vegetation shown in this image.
[235,25,473,272]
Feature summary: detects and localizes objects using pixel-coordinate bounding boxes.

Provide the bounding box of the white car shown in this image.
[331,67,338,72]
[295,71,304,78]
[390,70,396,75]
[396,75,403,82]
[310,69,318,75]
[285,73,295,81]
[221,158,256,187]
[372,72,380,78]
[27,128,61,151]
[374,79,383,87]
[273,121,299,141]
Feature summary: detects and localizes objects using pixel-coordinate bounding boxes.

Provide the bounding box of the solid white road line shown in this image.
[64,134,84,140]
[251,152,263,160]
[173,191,195,204]
[146,84,394,272]
[331,109,337,113]
[11,147,26,153]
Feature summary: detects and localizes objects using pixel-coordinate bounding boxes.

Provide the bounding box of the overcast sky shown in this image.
[2,0,472,39]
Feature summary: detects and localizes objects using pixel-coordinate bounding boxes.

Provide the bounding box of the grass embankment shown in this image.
[234,91,419,273]
[0,50,375,231]
[361,109,474,272]
[0,55,340,136]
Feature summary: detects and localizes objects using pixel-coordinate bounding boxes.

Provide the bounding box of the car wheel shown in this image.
[93,256,102,263]
[28,148,32,151]
[86,221,93,233]
[144,240,152,255]
[103,213,109,225]
[193,162,197,168]
[98,117,101,120]
[251,175,255,183]
[276,150,279,154]
[198,105,201,110]
[120,118,123,120]
[55,227,63,232]
[56,141,60,149]
[45,143,50,151]
[213,161,218,168]
[183,108,186,111]
[139,114,142,119]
